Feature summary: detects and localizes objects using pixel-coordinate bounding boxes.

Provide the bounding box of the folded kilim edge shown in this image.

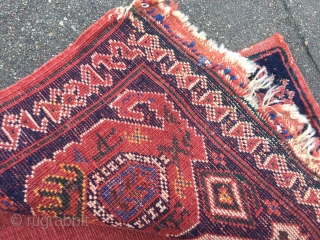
[0,0,319,239]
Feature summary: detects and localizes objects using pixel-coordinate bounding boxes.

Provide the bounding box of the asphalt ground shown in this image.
[0,0,319,103]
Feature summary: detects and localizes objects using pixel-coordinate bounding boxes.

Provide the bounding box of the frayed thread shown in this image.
[244,67,274,108]
[137,0,258,80]
[132,0,320,174]
[256,82,320,173]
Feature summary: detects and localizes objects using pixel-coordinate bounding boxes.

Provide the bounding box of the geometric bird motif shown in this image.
[191,92,270,155]
[222,122,269,153]
[0,114,22,150]
[0,57,113,151]
[254,153,320,222]
[0,110,48,150]
[129,33,205,90]
[131,18,145,33]
[0,36,146,151]
[192,91,237,123]
[24,84,207,236]
[128,34,176,63]
[161,62,207,90]
[2,6,319,239]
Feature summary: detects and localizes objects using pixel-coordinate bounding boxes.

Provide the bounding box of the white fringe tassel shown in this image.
[128,0,320,172]
[153,1,259,78]
[254,83,320,172]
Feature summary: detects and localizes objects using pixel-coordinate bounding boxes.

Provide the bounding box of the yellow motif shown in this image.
[124,127,151,144]
[174,167,192,199]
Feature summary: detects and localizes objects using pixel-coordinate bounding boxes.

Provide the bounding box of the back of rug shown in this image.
[0,0,319,239]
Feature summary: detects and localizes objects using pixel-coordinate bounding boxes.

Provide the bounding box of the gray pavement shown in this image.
[0,0,319,103]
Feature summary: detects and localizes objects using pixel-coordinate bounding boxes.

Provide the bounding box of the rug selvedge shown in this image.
[136,0,320,172]
[0,0,319,239]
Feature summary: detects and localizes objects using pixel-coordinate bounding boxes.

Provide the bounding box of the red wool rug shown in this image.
[0,0,320,239]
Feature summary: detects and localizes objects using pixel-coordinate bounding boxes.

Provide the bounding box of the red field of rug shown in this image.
[0,0,319,239]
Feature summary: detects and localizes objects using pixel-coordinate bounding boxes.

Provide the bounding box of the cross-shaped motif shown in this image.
[174,167,192,199]
[124,127,151,144]
[157,132,192,166]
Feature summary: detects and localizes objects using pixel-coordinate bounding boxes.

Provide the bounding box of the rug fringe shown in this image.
[131,0,320,174]
[254,78,320,173]
[244,67,274,108]
[133,0,258,78]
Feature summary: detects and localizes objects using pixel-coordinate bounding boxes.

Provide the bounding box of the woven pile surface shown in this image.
[0,1,319,239]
